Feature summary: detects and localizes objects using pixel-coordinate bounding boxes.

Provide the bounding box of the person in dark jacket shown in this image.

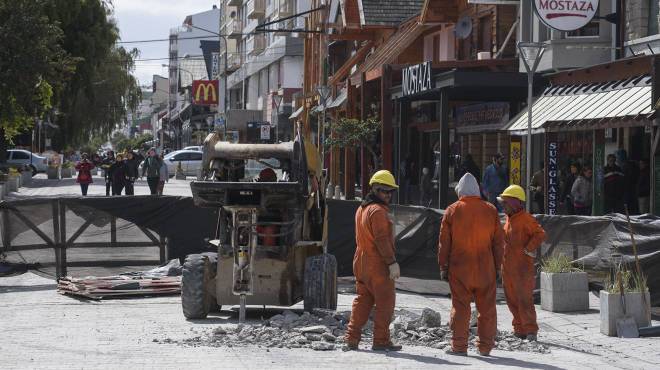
[109,154,127,195]
[75,153,94,196]
[561,163,579,215]
[101,150,115,196]
[603,154,625,214]
[420,167,433,206]
[124,152,140,195]
[638,159,650,214]
[141,148,163,195]
[618,150,640,214]
[461,154,481,186]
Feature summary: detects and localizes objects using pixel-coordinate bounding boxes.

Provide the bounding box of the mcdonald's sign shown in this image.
[192,80,219,105]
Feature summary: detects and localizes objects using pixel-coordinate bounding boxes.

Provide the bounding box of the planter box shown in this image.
[21,171,32,186]
[7,177,19,192]
[61,168,73,178]
[600,290,651,336]
[541,271,589,312]
[47,167,60,180]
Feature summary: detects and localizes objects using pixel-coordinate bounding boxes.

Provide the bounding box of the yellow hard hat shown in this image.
[500,184,526,202]
[369,170,399,189]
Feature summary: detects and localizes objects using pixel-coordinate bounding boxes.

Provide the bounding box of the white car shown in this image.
[183,146,202,152]
[163,150,203,177]
[7,149,49,175]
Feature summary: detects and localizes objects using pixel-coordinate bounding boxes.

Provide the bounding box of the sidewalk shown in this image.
[6,174,193,199]
[1,272,658,369]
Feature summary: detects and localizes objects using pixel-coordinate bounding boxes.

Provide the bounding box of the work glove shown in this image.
[440,269,449,282]
[388,262,401,280]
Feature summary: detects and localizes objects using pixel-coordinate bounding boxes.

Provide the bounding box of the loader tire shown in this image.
[303,254,338,312]
[181,253,217,319]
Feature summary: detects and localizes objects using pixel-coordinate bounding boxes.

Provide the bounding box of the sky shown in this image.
[111,0,220,87]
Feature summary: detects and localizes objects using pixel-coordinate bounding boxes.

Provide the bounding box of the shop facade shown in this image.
[504,56,659,216]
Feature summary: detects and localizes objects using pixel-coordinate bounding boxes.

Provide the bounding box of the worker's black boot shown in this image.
[372,342,402,351]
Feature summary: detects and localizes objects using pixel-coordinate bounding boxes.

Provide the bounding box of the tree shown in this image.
[43,0,141,147]
[325,117,381,170]
[0,0,76,163]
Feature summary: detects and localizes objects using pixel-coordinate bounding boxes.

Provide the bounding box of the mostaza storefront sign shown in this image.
[402,61,433,97]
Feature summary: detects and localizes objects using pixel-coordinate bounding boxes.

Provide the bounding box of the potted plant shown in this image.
[600,265,651,336]
[540,253,589,312]
[175,161,186,180]
[7,168,20,191]
[60,161,74,178]
[47,163,60,180]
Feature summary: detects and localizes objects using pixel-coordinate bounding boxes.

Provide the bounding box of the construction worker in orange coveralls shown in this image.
[344,170,402,352]
[439,173,504,357]
[498,185,546,342]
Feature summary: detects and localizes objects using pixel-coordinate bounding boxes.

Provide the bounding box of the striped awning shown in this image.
[505,75,654,135]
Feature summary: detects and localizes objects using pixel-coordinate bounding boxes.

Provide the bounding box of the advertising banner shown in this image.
[534,0,599,32]
[510,138,522,185]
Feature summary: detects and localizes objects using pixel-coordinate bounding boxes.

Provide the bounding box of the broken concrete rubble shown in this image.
[174,308,549,353]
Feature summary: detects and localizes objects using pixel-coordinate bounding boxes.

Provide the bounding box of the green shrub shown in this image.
[541,253,582,273]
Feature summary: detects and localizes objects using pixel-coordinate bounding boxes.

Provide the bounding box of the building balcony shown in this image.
[277,0,294,19]
[227,52,242,71]
[227,18,243,38]
[247,0,266,20]
[228,0,243,6]
[247,34,266,56]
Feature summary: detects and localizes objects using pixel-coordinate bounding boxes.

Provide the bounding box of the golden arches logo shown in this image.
[192,80,219,105]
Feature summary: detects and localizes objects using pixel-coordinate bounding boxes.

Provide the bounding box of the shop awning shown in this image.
[505,76,655,135]
[327,88,348,109]
[289,106,304,119]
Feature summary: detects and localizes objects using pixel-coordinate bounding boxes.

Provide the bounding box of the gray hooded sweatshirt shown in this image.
[455,173,481,198]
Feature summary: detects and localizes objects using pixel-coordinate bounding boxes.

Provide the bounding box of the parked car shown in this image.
[139,150,203,177]
[183,146,202,152]
[7,149,48,175]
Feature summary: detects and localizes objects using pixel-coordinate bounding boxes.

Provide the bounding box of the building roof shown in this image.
[360,0,425,26]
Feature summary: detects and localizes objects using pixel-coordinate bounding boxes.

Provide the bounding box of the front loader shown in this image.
[181,129,337,321]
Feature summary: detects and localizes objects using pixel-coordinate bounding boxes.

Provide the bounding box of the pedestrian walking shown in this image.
[109,154,127,195]
[571,166,593,216]
[141,148,162,195]
[124,152,139,195]
[75,153,94,196]
[603,154,625,214]
[438,172,504,357]
[498,185,546,342]
[157,153,169,195]
[460,153,481,186]
[344,170,402,352]
[101,150,115,196]
[638,159,650,214]
[483,153,508,211]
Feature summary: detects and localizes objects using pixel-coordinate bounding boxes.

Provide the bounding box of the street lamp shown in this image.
[316,85,331,168]
[272,93,283,142]
[517,41,546,212]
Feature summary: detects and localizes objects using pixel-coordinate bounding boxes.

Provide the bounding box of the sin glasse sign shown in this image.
[534,0,599,32]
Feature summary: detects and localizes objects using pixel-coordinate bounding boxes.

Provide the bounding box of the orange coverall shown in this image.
[502,211,546,336]
[438,196,504,353]
[345,202,396,346]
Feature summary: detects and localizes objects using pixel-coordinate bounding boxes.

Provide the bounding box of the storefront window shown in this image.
[649,0,660,36]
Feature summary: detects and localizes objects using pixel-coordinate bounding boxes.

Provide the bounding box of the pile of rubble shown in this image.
[176,308,549,353]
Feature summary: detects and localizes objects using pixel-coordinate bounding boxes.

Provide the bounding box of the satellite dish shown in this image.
[454,16,473,40]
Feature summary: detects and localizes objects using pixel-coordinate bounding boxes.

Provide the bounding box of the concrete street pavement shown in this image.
[1,272,659,369]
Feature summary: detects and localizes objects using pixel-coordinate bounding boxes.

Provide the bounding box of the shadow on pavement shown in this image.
[0,283,57,293]
[386,351,465,366]
[473,354,566,370]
